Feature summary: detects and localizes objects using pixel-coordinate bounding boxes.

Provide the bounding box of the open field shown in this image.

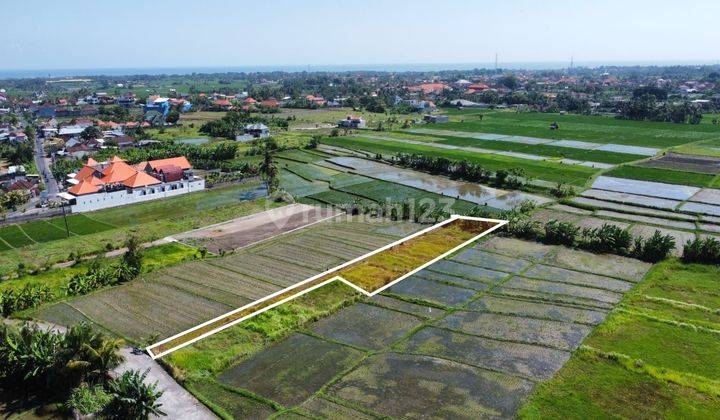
[326,156,553,210]
[276,150,485,212]
[173,204,341,253]
[520,260,720,417]
[322,135,598,185]
[638,152,720,174]
[0,181,274,275]
[605,165,719,187]
[167,235,654,418]
[147,217,499,357]
[437,110,720,148]
[395,130,649,164]
[32,216,424,345]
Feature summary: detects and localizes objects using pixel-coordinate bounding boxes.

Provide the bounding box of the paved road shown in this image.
[34,134,59,197]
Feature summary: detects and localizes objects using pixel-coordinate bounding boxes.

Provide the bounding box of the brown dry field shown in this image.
[173,204,341,253]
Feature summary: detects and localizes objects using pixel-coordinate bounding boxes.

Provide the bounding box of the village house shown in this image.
[423,114,449,123]
[244,123,270,138]
[338,115,366,129]
[59,155,204,213]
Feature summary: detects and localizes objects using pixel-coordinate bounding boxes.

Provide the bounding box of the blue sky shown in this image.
[2,0,719,70]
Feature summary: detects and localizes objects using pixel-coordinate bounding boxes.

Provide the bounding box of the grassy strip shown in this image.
[519,347,720,418]
[166,281,362,376]
[604,165,717,187]
[579,345,720,397]
[322,136,597,185]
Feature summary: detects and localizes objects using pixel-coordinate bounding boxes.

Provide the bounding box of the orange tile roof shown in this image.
[101,160,137,183]
[74,165,98,181]
[148,156,191,170]
[123,171,161,188]
[68,179,102,196]
[86,157,98,166]
[108,155,125,163]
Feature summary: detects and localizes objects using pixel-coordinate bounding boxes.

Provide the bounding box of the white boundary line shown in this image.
[146,215,507,359]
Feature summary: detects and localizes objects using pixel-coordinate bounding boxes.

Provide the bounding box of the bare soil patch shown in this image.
[174,204,341,253]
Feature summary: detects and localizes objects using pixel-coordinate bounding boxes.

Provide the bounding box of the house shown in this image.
[448,99,488,108]
[213,99,233,110]
[59,155,204,213]
[338,116,366,129]
[394,97,437,111]
[113,135,135,149]
[424,114,449,123]
[259,98,279,108]
[408,83,451,95]
[244,123,270,138]
[67,143,93,158]
[305,95,327,106]
[58,125,86,139]
[116,93,136,107]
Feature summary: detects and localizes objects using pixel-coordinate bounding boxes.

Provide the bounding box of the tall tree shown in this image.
[259,140,279,193]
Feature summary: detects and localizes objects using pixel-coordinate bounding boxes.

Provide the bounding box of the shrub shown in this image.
[579,224,632,255]
[542,220,579,246]
[0,285,53,316]
[506,216,540,240]
[105,369,165,419]
[67,385,113,415]
[631,230,676,262]
[682,237,720,264]
[550,182,576,198]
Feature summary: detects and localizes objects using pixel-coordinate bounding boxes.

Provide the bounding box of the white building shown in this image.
[58,156,204,213]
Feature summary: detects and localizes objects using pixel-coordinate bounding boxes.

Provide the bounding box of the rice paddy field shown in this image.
[377,130,648,164]
[604,165,720,188]
[31,216,425,345]
[160,236,680,419]
[321,135,598,185]
[520,260,720,418]
[439,110,720,148]
[276,149,482,212]
[0,181,274,275]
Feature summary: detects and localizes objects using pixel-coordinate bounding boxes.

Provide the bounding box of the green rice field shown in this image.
[520,260,720,417]
[323,136,598,185]
[438,110,720,148]
[604,165,719,187]
[392,131,646,164]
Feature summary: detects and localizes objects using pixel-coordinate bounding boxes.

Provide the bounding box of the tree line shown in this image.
[388,153,529,189]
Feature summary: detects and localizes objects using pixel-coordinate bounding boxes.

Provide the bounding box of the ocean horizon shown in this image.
[1,60,718,80]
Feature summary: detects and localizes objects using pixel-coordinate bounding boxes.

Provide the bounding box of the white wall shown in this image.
[70,178,205,213]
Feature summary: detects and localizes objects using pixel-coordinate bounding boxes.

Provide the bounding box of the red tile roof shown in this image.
[123,171,161,188]
[68,179,102,195]
[148,156,192,170]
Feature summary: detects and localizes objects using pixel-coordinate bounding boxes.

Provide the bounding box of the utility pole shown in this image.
[61,201,70,238]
